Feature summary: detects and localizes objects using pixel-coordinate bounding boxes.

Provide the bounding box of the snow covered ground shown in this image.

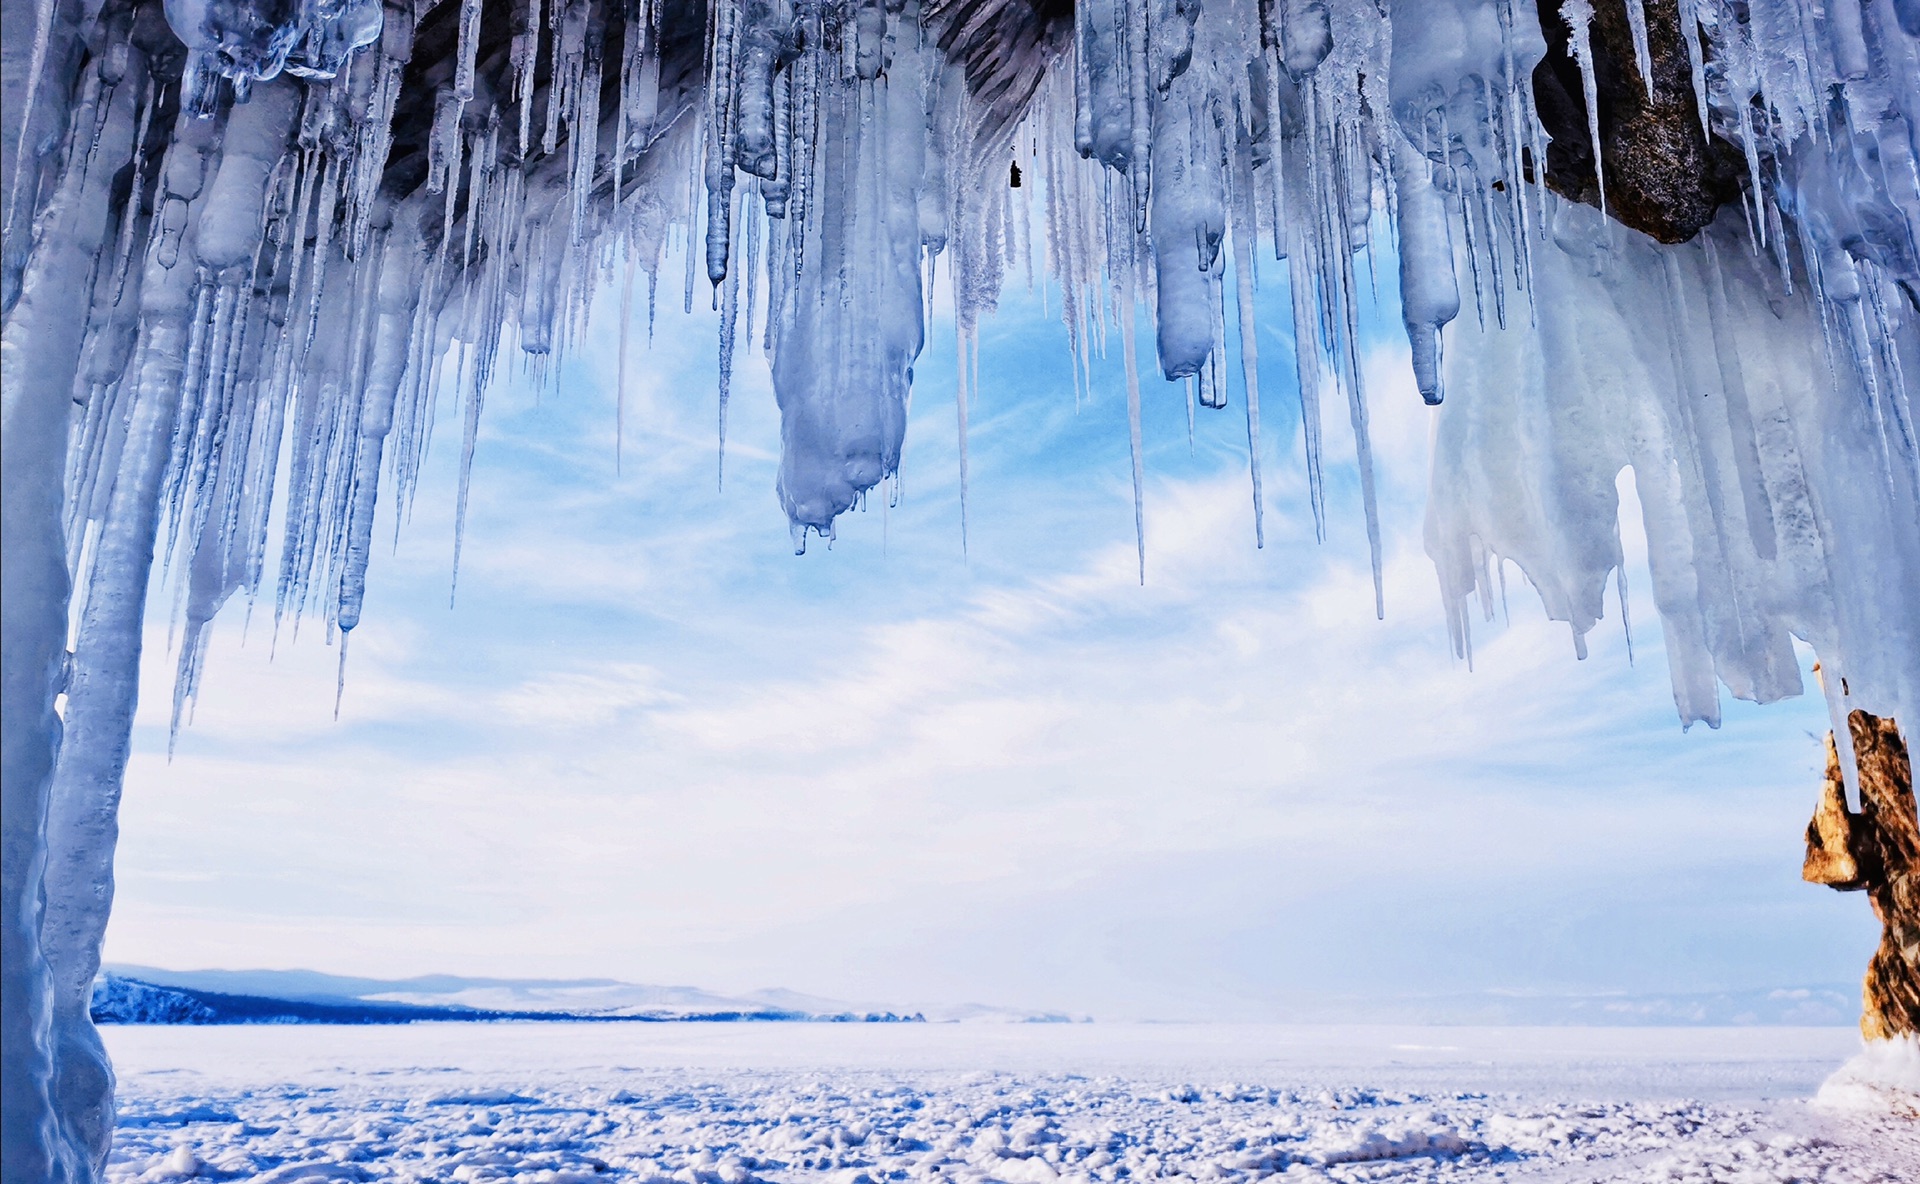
[102,1023,1918,1184]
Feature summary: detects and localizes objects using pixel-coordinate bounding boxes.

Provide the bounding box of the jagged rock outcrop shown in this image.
[1805,711,1920,1042]
[1531,0,1745,244]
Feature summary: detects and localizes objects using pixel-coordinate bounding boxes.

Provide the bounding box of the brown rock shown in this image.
[1531,0,1746,244]
[1805,736,1868,891]
[1804,711,1920,1041]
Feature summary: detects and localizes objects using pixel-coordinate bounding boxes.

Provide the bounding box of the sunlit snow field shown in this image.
[103,1023,1918,1184]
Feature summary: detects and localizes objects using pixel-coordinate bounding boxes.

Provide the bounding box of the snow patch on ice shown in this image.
[1313,1115,1469,1165]
[99,1026,1919,1184]
[1815,1036,1920,1118]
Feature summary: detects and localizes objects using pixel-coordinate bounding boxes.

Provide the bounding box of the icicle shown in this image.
[1125,0,1152,232]
[1390,125,1458,405]
[743,193,761,357]
[516,0,543,159]
[31,66,292,1180]
[336,214,428,639]
[1120,265,1146,584]
[735,0,783,179]
[705,0,740,287]
[429,88,464,194]
[1286,247,1326,540]
[456,0,484,101]
[1228,130,1264,548]
[1680,0,1710,140]
[106,80,160,309]
[1148,69,1225,384]
[568,51,602,244]
[1560,1,1606,227]
[1624,0,1654,100]
[334,631,350,718]
[1617,553,1634,665]
[2,0,59,258]
[717,189,741,489]
[955,321,972,555]
[450,333,487,604]
[617,249,635,471]
[541,0,573,158]
[765,64,793,216]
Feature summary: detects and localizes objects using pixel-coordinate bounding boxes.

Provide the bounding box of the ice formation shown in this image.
[1816,1033,1920,1116]
[92,1023,1920,1183]
[3,0,1919,1179]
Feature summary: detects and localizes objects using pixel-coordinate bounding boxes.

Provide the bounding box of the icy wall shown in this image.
[3,0,1919,1178]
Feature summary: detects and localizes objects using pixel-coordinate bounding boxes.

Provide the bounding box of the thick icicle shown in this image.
[767,2,944,540]
[3,48,147,1181]
[1390,126,1459,405]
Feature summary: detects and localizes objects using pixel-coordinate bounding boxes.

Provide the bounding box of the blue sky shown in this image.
[102,222,1879,1021]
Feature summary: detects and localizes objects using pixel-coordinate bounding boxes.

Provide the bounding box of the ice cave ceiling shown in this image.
[3,0,1918,771]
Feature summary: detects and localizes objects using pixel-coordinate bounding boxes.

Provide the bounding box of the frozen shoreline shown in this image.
[100,1023,1919,1182]
[104,1022,1867,1101]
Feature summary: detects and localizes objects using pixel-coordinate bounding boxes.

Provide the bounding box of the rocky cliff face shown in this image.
[1805,711,1920,1042]
[1530,0,1745,243]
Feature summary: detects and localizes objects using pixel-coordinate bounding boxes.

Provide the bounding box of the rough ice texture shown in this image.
[3,1,1920,1179]
[92,1024,1920,1183]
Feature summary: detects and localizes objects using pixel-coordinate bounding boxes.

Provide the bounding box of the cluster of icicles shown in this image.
[5,0,1914,735]
[4,0,1917,800]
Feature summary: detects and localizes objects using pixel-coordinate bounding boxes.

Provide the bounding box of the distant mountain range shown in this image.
[91,966,1082,1026]
[91,965,1860,1027]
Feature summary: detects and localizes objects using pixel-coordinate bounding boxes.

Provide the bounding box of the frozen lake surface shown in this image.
[103,1023,1918,1183]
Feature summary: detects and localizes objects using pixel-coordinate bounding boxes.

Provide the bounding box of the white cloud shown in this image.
[101,264,1874,1019]
[493,664,682,729]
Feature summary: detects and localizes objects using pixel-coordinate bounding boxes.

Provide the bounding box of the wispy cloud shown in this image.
[105,253,1875,1019]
